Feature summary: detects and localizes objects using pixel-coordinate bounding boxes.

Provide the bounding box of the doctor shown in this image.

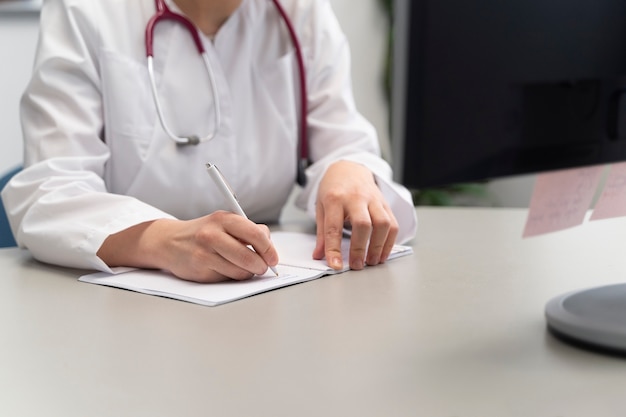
[2,0,417,283]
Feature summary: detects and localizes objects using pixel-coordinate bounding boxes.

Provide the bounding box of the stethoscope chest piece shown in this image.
[175,136,200,147]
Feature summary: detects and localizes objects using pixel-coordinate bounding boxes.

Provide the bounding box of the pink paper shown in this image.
[523,165,604,237]
[590,162,626,221]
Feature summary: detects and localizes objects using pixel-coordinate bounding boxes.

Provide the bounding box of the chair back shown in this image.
[0,166,22,248]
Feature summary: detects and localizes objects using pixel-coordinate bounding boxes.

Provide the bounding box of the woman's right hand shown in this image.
[96,211,279,283]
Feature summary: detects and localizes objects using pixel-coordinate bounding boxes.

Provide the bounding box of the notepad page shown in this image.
[78,231,413,306]
[81,264,327,307]
[270,231,412,271]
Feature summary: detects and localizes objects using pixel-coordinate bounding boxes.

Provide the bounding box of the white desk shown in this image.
[2,207,626,417]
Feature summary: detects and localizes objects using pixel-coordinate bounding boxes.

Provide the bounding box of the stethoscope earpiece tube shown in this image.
[147,0,221,146]
[148,0,309,185]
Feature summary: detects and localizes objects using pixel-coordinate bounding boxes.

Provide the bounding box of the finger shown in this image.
[313,201,326,260]
[176,269,230,284]
[246,224,280,268]
[173,249,255,283]
[215,216,276,276]
[230,222,278,267]
[215,233,271,276]
[365,202,393,266]
[191,258,256,282]
[321,200,346,270]
[379,205,400,263]
[347,208,372,270]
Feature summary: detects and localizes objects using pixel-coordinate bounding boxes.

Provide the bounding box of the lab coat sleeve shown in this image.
[1,0,174,272]
[293,0,417,244]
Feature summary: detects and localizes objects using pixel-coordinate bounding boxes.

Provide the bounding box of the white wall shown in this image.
[0,13,39,174]
[330,0,392,161]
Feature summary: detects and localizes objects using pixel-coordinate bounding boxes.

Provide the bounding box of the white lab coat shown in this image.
[2,0,417,272]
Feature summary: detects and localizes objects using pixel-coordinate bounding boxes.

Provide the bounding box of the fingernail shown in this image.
[351,258,364,270]
[330,257,343,270]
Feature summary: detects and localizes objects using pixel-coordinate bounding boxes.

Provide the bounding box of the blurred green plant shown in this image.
[376,0,489,206]
[411,183,490,206]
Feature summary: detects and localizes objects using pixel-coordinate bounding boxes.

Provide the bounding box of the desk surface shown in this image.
[2,207,626,417]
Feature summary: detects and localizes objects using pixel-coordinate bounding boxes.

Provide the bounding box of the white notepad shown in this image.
[79,231,413,306]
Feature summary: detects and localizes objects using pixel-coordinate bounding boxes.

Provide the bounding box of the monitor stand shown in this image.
[545,283,626,355]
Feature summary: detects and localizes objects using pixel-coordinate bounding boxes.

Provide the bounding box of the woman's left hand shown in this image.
[313,160,399,271]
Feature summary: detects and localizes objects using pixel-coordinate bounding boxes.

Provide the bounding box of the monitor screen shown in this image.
[391,0,626,189]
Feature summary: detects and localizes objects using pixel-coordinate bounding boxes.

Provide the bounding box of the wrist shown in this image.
[97,218,176,270]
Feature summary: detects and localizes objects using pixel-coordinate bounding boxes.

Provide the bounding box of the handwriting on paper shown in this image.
[523,166,604,237]
[590,162,626,221]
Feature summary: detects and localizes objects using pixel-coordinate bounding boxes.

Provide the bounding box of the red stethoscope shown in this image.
[145,0,309,185]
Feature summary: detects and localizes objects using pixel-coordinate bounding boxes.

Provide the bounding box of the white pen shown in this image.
[206,163,279,276]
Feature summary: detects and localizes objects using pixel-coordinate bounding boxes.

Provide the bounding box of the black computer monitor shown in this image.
[391,0,626,189]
